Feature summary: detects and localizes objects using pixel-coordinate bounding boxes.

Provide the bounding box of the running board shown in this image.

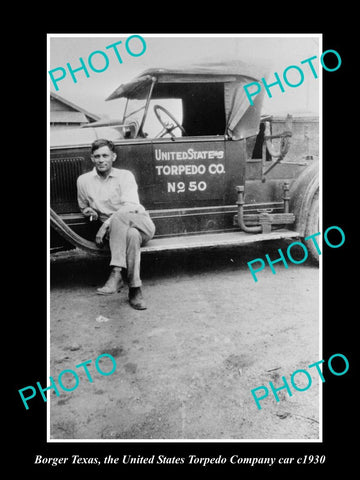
[51,208,300,256]
[142,229,300,253]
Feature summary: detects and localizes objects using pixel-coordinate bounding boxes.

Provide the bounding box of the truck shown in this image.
[50,61,319,262]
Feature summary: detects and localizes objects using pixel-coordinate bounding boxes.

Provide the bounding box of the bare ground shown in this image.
[49,240,320,441]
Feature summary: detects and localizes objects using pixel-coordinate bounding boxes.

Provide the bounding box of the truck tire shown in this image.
[304,190,319,264]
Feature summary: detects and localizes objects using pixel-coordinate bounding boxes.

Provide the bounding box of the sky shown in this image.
[48,34,321,119]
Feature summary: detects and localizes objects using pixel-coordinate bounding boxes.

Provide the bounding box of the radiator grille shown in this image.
[50,157,84,213]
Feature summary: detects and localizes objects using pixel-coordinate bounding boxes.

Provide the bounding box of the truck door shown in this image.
[149,137,227,208]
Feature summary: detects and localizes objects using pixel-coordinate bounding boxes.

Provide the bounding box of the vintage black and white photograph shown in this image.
[48,34,322,441]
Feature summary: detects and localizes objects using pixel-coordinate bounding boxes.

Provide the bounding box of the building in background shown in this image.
[50,92,100,130]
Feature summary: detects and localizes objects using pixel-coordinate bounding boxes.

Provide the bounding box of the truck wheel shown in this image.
[304,190,319,264]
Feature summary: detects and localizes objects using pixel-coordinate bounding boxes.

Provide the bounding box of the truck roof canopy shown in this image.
[105,61,266,140]
[106,60,265,101]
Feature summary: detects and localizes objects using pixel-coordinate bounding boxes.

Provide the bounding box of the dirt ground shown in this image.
[49,239,320,441]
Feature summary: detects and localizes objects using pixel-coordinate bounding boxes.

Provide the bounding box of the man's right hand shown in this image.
[95,223,109,246]
[82,207,99,221]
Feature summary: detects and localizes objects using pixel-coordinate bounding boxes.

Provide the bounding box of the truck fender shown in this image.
[289,159,319,237]
[50,208,109,255]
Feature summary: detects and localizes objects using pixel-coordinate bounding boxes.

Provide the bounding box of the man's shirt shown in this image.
[77,167,145,223]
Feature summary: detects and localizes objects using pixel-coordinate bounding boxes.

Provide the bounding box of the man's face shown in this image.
[91,146,116,176]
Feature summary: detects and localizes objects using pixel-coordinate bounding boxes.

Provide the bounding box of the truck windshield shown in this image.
[123,98,147,124]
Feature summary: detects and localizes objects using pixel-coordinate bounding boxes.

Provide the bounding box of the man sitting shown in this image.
[77,138,155,310]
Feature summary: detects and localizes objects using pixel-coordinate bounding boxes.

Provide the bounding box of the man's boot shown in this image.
[129,287,147,310]
[97,268,124,295]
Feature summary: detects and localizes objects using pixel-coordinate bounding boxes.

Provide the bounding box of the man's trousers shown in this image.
[108,209,155,288]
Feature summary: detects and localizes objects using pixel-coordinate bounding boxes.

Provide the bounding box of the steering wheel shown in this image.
[153,104,186,138]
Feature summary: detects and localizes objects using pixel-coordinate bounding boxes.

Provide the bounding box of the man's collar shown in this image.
[92,167,117,178]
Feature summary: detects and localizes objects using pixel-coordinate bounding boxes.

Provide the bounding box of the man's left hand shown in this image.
[96,223,109,246]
